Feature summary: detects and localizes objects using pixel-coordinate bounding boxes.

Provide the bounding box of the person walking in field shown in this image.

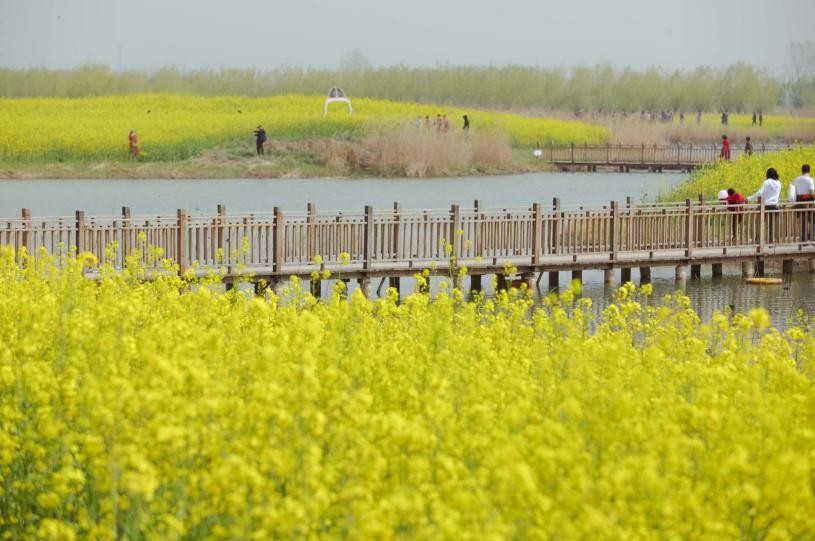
[747,168,782,243]
[793,164,815,241]
[128,128,139,157]
[720,135,731,161]
[462,114,470,136]
[254,125,267,156]
[745,136,753,156]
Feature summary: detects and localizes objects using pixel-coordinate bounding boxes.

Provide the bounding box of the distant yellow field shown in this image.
[0,95,609,161]
[702,113,815,136]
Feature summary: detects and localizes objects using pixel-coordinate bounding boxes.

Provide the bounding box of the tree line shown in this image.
[1,62,812,112]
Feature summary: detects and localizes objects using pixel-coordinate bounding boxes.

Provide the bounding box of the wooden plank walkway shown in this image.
[4,199,815,290]
[543,143,794,172]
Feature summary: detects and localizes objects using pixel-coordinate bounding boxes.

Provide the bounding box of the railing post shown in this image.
[177,209,188,275]
[640,143,645,164]
[122,207,131,261]
[532,202,541,265]
[474,200,483,258]
[363,205,373,271]
[605,142,610,163]
[685,199,694,258]
[307,202,317,260]
[570,142,575,164]
[75,210,85,253]
[21,208,31,254]
[392,202,401,261]
[216,204,226,264]
[273,207,283,274]
[610,201,619,261]
[758,197,765,253]
[689,143,693,165]
[449,204,461,259]
[552,198,561,255]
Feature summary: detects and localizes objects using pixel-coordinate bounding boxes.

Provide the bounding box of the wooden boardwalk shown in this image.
[544,143,794,172]
[4,199,815,292]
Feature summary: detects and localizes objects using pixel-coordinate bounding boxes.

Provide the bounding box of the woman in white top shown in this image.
[747,168,782,208]
[747,168,782,242]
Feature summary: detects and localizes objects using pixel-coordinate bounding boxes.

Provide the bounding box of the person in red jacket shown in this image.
[128,129,139,157]
[720,134,731,161]
[725,187,745,240]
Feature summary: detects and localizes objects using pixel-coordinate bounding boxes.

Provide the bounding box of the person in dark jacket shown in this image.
[254,125,267,156]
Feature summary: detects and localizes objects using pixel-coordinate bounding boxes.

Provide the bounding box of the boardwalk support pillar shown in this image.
[809,258,815,274]
[620,267,632,284]
[712,263,723,278]
[357,278,371,298]
[470,274,482,296]
[675,265,688,281]
[604,268,616,284]
[311,276,322,298]
[639,266,651,284]
[690,264,701,279]
[388,276,400,296]
[742,261,755,278]
[547,271,559,291]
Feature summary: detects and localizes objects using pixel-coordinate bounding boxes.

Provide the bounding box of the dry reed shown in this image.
[324,124,516,177]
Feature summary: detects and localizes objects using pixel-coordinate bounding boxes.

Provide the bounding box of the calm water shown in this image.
[2,171,812,327]
[0,171,679,216]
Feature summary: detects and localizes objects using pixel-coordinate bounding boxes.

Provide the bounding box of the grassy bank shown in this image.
[0,131,552,180]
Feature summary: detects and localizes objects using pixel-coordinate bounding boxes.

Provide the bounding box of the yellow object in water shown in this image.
[745,277,783,285]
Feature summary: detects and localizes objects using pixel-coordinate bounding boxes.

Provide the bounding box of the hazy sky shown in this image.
[1,0,812,72]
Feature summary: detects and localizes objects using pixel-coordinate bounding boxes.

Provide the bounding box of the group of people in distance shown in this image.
[416,114,470,135]
[719,134,753,161]
[718,164,815,242]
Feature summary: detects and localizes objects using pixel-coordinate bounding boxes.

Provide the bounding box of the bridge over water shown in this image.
[544,143,794,172]
[4,199,815,294]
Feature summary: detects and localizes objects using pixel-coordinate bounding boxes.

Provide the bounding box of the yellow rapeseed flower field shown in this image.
[1,248,814,539]
[0,95,609,162]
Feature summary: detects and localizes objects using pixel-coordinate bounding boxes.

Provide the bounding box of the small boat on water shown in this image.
[745,277,783,285]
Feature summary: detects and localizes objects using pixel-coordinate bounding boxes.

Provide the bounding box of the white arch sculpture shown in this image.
[324,87,353,115]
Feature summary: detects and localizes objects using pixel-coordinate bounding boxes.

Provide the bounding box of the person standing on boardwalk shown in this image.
[128,128,139,157]
[747,168,782,243]
[720,135,731,161]
[745,136,753,156]
[725,188,746,240]
[793,164,815,241]
[752,112,757,125]
[759,111,763,126]
[462,114,470,136]
[254,125,267,156]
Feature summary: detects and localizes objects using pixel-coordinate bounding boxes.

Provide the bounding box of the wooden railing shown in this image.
[4,200,815,277]
[543,143,793,165]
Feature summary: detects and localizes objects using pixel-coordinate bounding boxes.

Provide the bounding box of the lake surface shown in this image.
[3,171,813,327]
[0,171,681,216]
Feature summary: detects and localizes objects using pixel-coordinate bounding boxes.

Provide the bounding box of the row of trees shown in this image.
[1,61,812,113]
